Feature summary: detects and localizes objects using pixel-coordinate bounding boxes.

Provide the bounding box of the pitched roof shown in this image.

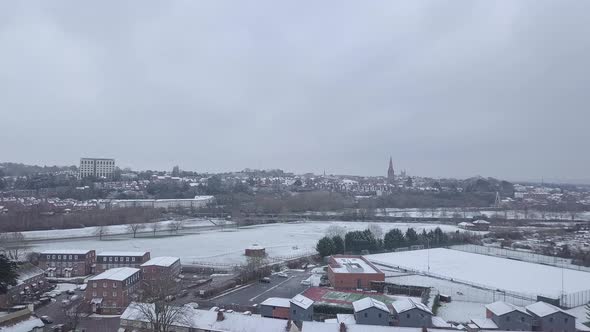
[260,297,291,308]
[352,297,389,313]
[391,298,433,315]
[89,267,140,281]
[40,249,92,255]
[140,256,179,267]
[290,294,314,309]
[98,251,148,257]
[486,301,529,316]
[526,301,574,318]
[471,318,499,329]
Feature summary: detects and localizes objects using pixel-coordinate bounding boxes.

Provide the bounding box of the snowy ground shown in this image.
[368,248,590,298]
[24,221,460,267]
[438,301,486,323]
[373,208,590,221]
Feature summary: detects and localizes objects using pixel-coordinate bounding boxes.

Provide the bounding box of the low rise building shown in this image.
[391,298,433,328]
[327,255,385,290]
[525,301,575,332]
[290,294,314,324]
[39,249,96,277]
[140,256,181,284]
[86,267,141,314]
[485,301,532,331]
[96,251,151,273]
[352,297,391,326]
[0,264,47,308]
[260,297,291,320]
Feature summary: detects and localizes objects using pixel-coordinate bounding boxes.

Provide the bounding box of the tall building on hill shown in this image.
[79,158,116,179]
[387,157,395,183]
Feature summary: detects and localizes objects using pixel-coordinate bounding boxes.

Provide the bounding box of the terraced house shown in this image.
[95,251,151,273]
[39,249,96,277]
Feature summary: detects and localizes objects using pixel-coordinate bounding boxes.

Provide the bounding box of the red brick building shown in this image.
[245,244,266,257]
[140,256,181,284]
[39,249,96,277]
[86,267,141,314]
[259,297,291,319]
[0,263,48,308]
[95,251,151,273]
[327,255,385,290]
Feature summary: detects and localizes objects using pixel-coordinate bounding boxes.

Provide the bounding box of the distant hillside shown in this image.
[0,162,76,177]
[462,176,514,195]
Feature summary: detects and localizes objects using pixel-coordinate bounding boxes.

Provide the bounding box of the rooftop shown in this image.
[260,297,291,308]
[471,318,499,329]
[41,249,92,255]
[290,294,314,310]
[89,267,140,281]
[391,298,433,315]
[98,251,148,257]
[486,301,529,316]
[525,301,574,318]
[330,256,381,274]
[141,256,179,267]
[352,297,389,313]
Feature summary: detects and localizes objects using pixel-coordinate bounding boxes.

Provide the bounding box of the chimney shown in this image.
[216,311,224,321]
[339,322,347,332]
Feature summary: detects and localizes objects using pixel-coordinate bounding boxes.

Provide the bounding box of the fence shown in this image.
[450,244,590,273]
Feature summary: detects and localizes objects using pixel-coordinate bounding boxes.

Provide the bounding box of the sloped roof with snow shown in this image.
[336,313,357,325]
[526,301,574,318]
[89,267,140,281]
[391,298,433,315]
[471,318,499,329]
[41,249,92,255]
[290,294,314,309]
[260,297,291,308]
[98,251,148,257]
[352,297,389,313]
[486,301,529,316]
[473,219,491,224]
[140,256,179,267]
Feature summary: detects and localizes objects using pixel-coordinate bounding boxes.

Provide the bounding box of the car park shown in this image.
[259,277,271,283]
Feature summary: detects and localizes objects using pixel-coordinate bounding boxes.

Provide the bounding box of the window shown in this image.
[293,310,297,315]
[46,255,50,259]
[103,292,107,297]
[126,257,130,262]
[407,314,411,319]
[109,257,112,262]
[103,282,107,288]
[74,255,78,259]
[549,317,554,323]
[52,255,55,259]
[113,292,117,297]
[565,318,568,323]
[521,317,525,322]
[103,257,107,262]
[132,257,135,262]
[378,313,382,318]
[92,291,97,297]
[113,282,117,288]
[115,257,118,262]
[364,313,368,318]
[58,255,61,259]
[69,255,72,260]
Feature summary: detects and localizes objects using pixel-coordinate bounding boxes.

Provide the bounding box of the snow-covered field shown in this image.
[25,221,460,267]
[368,248,590,298]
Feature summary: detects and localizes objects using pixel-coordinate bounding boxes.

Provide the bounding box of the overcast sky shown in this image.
[1,1,589,181]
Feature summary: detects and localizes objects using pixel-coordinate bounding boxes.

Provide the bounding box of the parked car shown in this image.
[70,295,80,302]
[300,279,311,286]
[165,295,175,302]
[178,290,189,298]
[66,289,75,295]
[61,299,70,307]
[277,272,288,278]
[259,277,271,283]
[40,315,53,324]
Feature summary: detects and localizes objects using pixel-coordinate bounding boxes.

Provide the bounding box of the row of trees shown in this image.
[316,224,479,257]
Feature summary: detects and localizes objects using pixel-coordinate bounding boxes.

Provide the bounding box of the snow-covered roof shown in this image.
[458,222,474,227]
[121,303,290,332]
[260,297,291,308]
[486,301,529,316]
[525,301,574,318]
[302,321,422,332]
[98,251,148,257]
[391,298,432,315]
[0,316,44,331]
[431,316,452,328]
[140,256,179,267]
[290,294,314,309]
[41,249,92,255]
[90,267,140,281]
[247,244,265,250]
[352,297,389,313]
[331,256,380,274]
[471,318,499,329]
[473,219,491,224]
[16,264,44,284]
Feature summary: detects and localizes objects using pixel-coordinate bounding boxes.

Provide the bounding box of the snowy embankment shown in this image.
[18,218,232,241]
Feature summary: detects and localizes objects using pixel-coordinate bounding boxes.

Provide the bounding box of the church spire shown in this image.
[387,157,395,182]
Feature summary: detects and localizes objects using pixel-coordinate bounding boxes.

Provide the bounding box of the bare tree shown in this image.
[64,301,89,331]
[0,232,26,260]
[367,223,383,239]
[325,225,346,238]
[127,223,145,238]
[169,220,183,234]
[94,226,107,240]
[133,278,188,332]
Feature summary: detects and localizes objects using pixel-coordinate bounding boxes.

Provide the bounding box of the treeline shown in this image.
[0,207,162,232]
[316,226,479,257]
[374,191,495,209]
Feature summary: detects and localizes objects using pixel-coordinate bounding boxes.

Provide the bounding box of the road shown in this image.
[213,270,312,307]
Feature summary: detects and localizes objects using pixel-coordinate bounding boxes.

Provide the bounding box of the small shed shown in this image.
[245,244,266,257]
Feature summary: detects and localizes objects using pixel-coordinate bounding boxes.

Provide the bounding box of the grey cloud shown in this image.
[1,1,589,180]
